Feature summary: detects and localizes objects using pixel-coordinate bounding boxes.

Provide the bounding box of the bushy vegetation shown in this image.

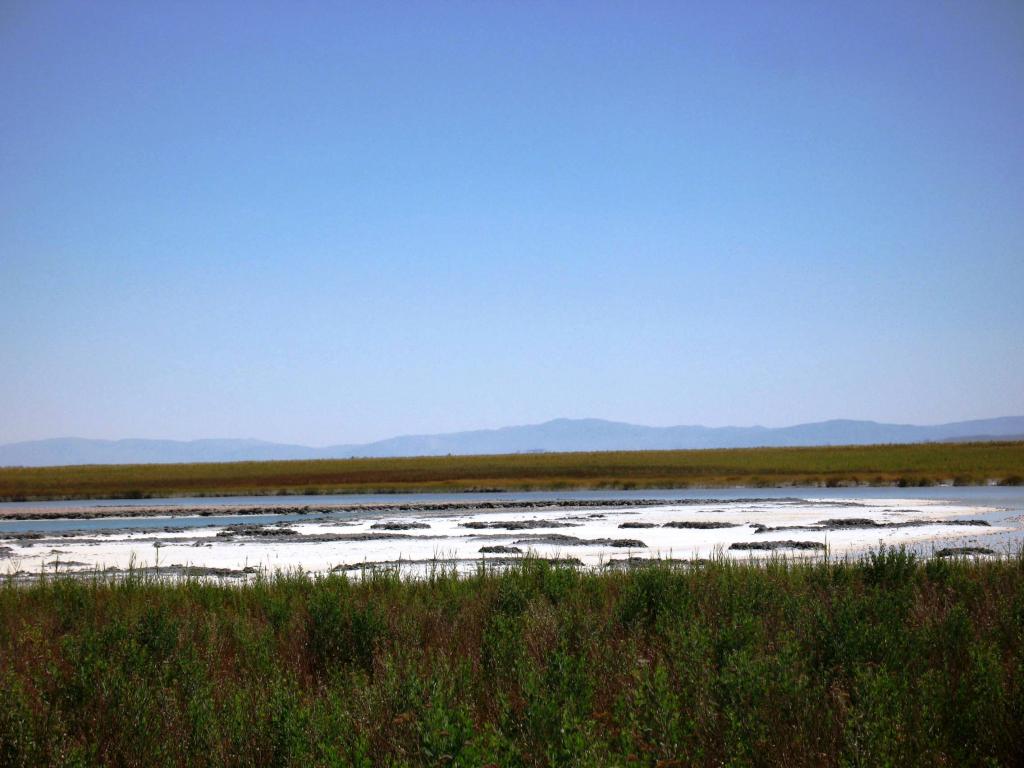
[1,552,1023,766]
[1,441,1022,501]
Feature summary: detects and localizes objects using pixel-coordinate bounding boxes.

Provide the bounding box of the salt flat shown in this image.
[2,493,1019,579]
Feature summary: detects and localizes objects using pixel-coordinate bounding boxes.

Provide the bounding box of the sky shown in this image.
[1,1,1023,446]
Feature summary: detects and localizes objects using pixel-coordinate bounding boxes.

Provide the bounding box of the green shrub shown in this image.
[0,553,1022,765]
[306,580,385,675]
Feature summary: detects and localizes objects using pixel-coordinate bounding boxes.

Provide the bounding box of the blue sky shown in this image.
[2,1,1022,445]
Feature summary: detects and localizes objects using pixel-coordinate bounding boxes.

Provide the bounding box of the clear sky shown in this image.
[1,1,1022,445]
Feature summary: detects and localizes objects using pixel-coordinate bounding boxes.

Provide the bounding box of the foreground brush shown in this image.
[1,548,1022,766]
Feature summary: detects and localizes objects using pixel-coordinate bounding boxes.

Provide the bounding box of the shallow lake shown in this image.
[2,487,1022,578]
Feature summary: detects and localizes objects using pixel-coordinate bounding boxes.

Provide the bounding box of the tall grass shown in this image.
[2,441,1022,501]
[1,552,1022,766]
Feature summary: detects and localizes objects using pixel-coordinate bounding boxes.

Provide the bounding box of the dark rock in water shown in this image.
[751,520,861,533]
[479,545,522,554]
[618,522,657,528]
[5,532,44,541]
[513,534,646,548]
[88,564,254,579]
[329,555,582,572]
[461,520,580,530]
[477,556,583,568]
[370,521,431,530]
[513,533,585,545]
[473,556,583,568]
[331,562,397,572]
[810,517,990,530]
[0,546,13,559]
[213,527,427,543]
[216,525,299,538]
[307,532,424,542]
[814,518,885,529]
[603,557,652,569]
[604,557,691,570]
[753,518,991,534]
[935,547,996,558]
[730,540,826,551]
[662,521,740,529]
[178,566,247,578]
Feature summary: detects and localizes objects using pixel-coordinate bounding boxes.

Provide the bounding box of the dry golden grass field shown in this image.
[1,441,1021,501]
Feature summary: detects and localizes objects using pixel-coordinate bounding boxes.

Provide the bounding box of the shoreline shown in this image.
[0,483,1015,520]
[1,496,831,520]
[2,478,1021,507]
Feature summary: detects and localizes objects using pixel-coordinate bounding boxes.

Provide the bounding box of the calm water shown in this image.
[4,485,1024,509]
[2,486,1023,536]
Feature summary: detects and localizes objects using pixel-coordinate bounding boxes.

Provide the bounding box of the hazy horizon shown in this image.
[3,2,1023,445]
[4,413,1024,450]
[3,412,1024,448]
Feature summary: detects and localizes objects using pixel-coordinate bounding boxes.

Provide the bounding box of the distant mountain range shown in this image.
[1,416,1023,468]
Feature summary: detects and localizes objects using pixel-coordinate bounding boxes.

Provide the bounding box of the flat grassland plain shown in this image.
[2,441,1022,501]
[1,553,1022,766]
